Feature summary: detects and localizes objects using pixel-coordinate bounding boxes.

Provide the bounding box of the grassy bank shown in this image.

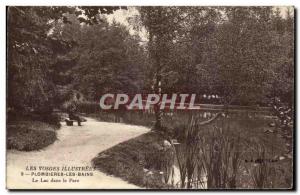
[7,115,60,151]
[90,110,292,189]
[92,132,173,189]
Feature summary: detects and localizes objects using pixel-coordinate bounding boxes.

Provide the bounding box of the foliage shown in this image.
[138,7,293,107]
[7,6,294,113]
[7,6,126,113]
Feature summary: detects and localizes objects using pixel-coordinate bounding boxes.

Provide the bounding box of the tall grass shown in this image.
[251,145,270,188]
[170,114,287,189]
[87,105,291,189]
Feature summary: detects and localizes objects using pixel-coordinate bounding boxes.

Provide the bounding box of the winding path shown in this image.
[6,117,149,189]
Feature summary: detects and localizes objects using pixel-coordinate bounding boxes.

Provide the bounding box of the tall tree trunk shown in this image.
[154,72,162,130]
[153,27,163,130]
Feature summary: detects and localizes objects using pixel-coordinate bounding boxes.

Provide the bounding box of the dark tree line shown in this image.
[7,6,294,121]
[140,7,293,105]
[7,6,127,114]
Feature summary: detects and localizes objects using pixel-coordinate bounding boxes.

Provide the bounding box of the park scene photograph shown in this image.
[6,6,294,190]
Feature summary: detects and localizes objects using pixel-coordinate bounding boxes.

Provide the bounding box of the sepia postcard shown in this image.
[6,6,295,190]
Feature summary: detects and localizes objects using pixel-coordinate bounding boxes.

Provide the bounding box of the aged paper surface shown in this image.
[7,6,294,190]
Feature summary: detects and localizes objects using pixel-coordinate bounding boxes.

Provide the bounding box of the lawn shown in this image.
[7,119,59,151]
[92,131,173,189]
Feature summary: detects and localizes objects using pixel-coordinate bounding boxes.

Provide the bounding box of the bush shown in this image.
[27,113,61,129]
[7,110,61,129]
[31,113,61,128]
[76,101,100,114]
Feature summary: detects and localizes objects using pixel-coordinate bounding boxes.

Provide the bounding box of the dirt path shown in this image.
[6,117,149,189]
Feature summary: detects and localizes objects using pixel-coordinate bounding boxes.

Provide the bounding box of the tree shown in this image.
[139,7,183,129]
[52,14,147,102]
[211,7,274,106]
[7,6,125,114]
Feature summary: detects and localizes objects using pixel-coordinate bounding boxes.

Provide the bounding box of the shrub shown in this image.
[76,101,100,114]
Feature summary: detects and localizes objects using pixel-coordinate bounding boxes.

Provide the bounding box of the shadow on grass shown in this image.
[92,131,173,189]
